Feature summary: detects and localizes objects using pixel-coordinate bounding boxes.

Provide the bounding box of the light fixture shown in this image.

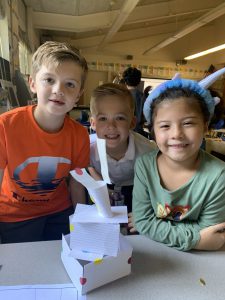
[184,43,225,60]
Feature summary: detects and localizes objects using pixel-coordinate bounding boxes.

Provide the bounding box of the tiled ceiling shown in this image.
[23,0,225,64]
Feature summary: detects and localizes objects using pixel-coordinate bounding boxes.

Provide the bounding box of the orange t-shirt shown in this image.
[0,106,89,222]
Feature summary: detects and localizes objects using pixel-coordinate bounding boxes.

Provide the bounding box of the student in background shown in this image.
[208,89,225,129]
[143,85,153,103]
[0,41,89,243]
[133,69,225,251]
[122,67,145,134]
[89,83,156,221]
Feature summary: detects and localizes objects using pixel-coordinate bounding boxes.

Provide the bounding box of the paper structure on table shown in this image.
[61,234,133,295]
[87,182,112,217]
[96,137,111,184]
[70,222,120,257]
[70,169,112,217]
[70,168,97,188]
[0,284,86,300]
[72,204,128,224]
[69,249,104,261]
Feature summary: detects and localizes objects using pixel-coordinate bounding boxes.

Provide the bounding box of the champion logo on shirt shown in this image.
[12,156,71,196]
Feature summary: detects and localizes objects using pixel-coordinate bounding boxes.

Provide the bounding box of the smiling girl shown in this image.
[132,69,225,251]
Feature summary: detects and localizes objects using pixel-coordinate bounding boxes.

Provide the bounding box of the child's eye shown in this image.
[66,82,76,88]
[43,77,54,84]
[160,124,170,129]
[116,116,126,121]
[98,116,107,121]
[183,122,193,126]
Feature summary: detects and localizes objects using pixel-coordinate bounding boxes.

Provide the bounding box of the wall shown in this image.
[83,70,109,105]
[0,0,10,60]
[80,55,207,105]
[1,2,224,107]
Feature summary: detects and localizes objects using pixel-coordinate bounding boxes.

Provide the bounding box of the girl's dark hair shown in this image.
[149,87,210,136]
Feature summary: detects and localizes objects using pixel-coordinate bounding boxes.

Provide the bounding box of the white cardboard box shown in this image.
[61,234,133,295]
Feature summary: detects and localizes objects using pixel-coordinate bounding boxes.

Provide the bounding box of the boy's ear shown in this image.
[90,116,96,131]
[29,76,36,93]
[79,89,84,97]
[130,116,137,129]
[74,89,84,104]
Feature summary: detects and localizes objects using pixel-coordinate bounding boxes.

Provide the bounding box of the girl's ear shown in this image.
[90,117,96,131]
[204,122,209,133]
[29,76,36,93]
[130,116,137,129]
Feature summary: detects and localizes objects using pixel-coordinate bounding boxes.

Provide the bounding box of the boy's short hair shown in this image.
[90,83,135,116]
[31,41,88,89]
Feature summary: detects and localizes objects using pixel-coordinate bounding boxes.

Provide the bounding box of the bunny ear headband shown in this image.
[143,67,225,124]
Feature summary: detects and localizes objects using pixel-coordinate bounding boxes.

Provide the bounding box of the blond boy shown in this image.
[0,41,89,243]
[89,83,156,216]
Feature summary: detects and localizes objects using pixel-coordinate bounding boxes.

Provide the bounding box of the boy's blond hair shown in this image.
[90,83,135,116]
[31,41,88,89]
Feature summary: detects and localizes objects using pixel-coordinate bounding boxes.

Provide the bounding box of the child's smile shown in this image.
[105,134,120,139]
[48,98,65,106]
[168,142,189,149]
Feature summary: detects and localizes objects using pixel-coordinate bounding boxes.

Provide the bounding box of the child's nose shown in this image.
[171,125,183,138]
[53,83,65,96]
[107,119,116,128]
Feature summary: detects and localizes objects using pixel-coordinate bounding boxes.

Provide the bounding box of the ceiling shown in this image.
[23,0,225,66]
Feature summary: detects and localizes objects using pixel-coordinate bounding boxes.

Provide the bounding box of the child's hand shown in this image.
[128,212,138,234]
[88,166,103,181]
[194,222,225,250]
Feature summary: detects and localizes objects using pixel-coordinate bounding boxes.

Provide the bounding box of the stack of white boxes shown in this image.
[61,168,133,295]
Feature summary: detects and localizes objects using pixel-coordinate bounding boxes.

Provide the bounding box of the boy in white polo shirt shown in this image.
[89,83,156,216]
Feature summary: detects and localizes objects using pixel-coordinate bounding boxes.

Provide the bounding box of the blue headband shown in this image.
[143,78,215,124]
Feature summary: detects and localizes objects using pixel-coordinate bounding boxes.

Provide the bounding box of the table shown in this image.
[1,236,225,300]
[205,138,225,156]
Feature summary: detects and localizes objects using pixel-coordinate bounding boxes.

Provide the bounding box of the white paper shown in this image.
[96,137,111,184]
[72,204,128,224]
[70,169,98,188]
[0,284,86,300]
[63,232,104,261]
[70,222,120,257]
[69,249,104,261]
[61,234,133,295]
[70,169,112,217]
[87,182,112,217]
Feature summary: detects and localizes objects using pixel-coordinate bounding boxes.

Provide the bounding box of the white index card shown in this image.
[70,222,120,257]
[72,204,128,224]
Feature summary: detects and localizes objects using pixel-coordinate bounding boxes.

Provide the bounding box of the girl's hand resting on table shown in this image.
[194,222,225,250]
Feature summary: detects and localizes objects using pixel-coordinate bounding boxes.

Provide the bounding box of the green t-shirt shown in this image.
[133,149,225,251]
